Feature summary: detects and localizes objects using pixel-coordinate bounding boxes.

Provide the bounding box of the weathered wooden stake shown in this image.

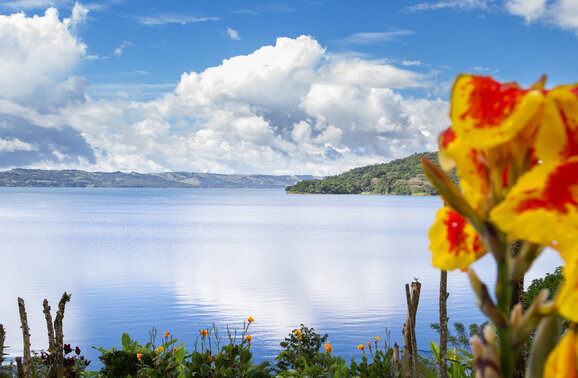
[440,270,449,378]
[54,292,70,366]
[402,281,421,377]
[43,299,56,356]
[393,342,400,375]
[16,356,23,378]
[17,298,31,377]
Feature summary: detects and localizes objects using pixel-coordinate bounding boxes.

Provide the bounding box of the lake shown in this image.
[0,188,562,369]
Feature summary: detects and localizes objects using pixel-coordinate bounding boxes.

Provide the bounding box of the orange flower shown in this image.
[173,347,178,352]
[324,341,332,353]
[357,344,365,351]
[136,353,142,360]
[247,316,254,323]
[374,336,379,342]
[294,329,302,339]
[245,335,252,343]
[164,332,170,338]
[200,329,208,337]
[156,346,164,353]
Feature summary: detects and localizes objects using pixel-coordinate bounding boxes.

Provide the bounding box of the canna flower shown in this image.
[156,346,164,353]
[164,332,170,338]
[136,353,142,360]
[247,316,254,323]
[374,336,379,342]
[200,329,209,337]
[324,341,332,353]
[173,347,178,352]
[490,157,578,253]
[245,335,252,343]
[357,344,365,351]
[429,207,486,271]
[544,327,578,377]
[294,329,302,339]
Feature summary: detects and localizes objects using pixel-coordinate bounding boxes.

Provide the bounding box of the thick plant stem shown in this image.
[17,298,31,377]
[439,270,449,378]
[497,255,514,377]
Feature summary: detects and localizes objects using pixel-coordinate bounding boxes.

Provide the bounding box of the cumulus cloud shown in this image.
[0,5,449,175]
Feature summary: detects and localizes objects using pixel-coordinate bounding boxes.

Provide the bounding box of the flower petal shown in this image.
[557,259,578,322]
[536,85,578,164]
[490,157,578,250]
[451,75,544,149]
[429,207,486,271]
[544,327,578,377]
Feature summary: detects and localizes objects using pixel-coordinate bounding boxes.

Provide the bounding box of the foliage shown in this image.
[275,324,328,372]
[430,321,488,351]
[429,341,473,378]
[286,151,458,195]
[523,266,563,312]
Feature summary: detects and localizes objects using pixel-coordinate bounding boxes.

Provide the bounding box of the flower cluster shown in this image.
[423,74,578,376]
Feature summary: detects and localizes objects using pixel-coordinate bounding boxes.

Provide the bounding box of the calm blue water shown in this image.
[0,188,562,369]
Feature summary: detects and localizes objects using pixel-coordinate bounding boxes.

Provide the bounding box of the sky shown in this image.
[0,0,577,175]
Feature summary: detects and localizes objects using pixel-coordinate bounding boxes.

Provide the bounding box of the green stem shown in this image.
[497,260,514,378]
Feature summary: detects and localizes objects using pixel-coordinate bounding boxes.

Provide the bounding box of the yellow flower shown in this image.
[324,341,332,353]
[294,330,302,339]
[136,353,142,360]
[248,316,254,323]
[164,332,170,338]
[173,347,178,352]
[429,207,486,271]
[544,327,577,377]
[156,346,164,353]
[245,335,252,343]
[357,344,365,351]
[200,329,209,337]
[374,336,379,342]
[490,156,578,253]
[450,74,544,149]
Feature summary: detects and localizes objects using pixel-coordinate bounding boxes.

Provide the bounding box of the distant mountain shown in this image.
[286,152,456,195]
[0,169,318,189]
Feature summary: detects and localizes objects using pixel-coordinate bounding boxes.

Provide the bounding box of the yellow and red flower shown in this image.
[357,344,365,351]
[164,332,170,338]
[293,329,302,340]
[247,316,255,323]
[544,327,578,377]
[200,329,209,337]
[324,341,332,353]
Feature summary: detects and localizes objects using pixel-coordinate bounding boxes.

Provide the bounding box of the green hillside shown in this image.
[0,169,316,189]
[286,152,455,195]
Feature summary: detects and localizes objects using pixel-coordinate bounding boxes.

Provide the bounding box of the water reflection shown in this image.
[0,188,562,367]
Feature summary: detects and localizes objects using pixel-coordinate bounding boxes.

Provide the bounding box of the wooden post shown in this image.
[402,281,422,377]
[16,357,23,378]
[53,292,70,366]
[43,299,56,356]
[17,298,31,377]
[440,270,449,378]
[393,342,400,375]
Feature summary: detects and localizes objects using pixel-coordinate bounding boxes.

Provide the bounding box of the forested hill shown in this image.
[0,169,317,189]
[286,152,455,195]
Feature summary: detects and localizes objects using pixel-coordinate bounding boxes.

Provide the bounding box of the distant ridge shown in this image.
[286,152,456,195]
[0,169,318,189]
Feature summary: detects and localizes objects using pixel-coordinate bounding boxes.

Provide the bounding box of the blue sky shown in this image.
[0,0,577,174]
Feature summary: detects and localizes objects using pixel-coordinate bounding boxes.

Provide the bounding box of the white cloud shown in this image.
[226,27,241,40]
[0,137,37,152]
[0,6,87,100]
[114,40,132,57]
[0,8,448,176]
[336,30,414,44]
[405,0,496,12]
[402,60,422,66]
[137,14,219,26]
